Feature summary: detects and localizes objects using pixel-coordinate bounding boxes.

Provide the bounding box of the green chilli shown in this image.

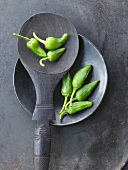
[13,33,46,57]
[60,101,93,120]
[33,32,68,50]
[69,65,92,106]
[59,72,72,114]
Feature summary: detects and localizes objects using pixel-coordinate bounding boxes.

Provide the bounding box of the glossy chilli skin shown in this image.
[13,33,46,57]
[70,65,92,106]
[47,48,66,61]
[59,101,93,119]
[61,72,73,97]
[33,32,68,50]
[39,48,66,67]
[75,80,100,101]
[59,72,73,114]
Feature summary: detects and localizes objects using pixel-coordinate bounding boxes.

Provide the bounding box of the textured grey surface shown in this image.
[0,0,128,170]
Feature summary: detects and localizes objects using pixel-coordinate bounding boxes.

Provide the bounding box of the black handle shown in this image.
[34,124,51,170]
[21,67,64,170]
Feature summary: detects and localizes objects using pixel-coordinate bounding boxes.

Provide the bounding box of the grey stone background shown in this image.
[0,0,128,170]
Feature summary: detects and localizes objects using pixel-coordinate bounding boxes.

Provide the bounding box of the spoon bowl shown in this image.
[18,13,79,74]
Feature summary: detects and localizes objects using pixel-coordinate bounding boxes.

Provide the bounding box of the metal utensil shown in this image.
[15,13,79,170]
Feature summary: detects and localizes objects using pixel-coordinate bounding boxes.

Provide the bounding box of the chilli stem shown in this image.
[13,33,30,41]
[39,57,49,67]
[59,96,68,114]
[59,111,67,120]
[33,32,46,45]
[65,97,77,110]
[69,89,76,107]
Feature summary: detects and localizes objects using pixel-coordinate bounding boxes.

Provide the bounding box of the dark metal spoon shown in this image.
[14,35,108,126]
[16,13,79,170]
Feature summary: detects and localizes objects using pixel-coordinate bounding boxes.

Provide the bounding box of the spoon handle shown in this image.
[21,65,64,170]
[34,124,51,170]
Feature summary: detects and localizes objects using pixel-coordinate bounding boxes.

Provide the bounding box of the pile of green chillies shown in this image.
[59,65,100,120]
[13,32,68,67]
[13,32,100,120]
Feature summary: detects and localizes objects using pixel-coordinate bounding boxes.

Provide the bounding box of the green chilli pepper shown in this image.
[69,65,92,106]
[13,33,46,57]
[59,72,72,114]
[75,80,100,101]
[33,32,68,50]
[59,101,93,120]
[40,48,66,67]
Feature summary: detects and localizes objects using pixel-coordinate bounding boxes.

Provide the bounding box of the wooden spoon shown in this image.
[17,13,79,170]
